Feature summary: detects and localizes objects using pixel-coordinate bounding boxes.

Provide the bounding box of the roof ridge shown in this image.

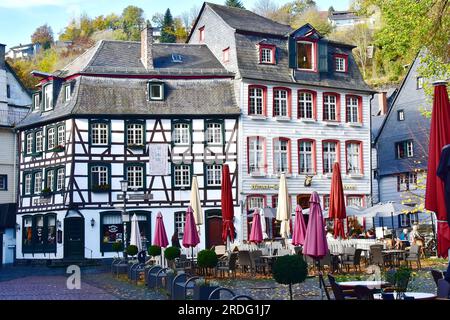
[60,41,102,73]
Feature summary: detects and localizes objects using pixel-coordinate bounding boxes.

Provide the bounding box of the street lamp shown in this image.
[120,179,129,257]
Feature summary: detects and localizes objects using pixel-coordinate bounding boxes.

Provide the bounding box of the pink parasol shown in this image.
[249,208,263,244]
[303,192,328,259]
[153,212,169,248]
[292,205,307,246]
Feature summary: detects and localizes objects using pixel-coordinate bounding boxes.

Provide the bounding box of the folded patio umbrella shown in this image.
[190,175,203,233]
[182,206,200,264]
[425,81,450,258]
[221,164,235,245]
[130,214,143,252]
[259,207,269,240]
[303,192,328,259]
[329,162,346,239]
[292,205,307,246]
[153,212,169,248]
[249,208,263,244]
[276,173,291,239]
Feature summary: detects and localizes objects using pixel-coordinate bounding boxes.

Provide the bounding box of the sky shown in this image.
[0,0,351,50]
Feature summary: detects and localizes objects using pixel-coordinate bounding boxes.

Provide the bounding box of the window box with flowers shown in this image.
[50,144,65,153]
[92,184,111,193]
[40,188,53,198]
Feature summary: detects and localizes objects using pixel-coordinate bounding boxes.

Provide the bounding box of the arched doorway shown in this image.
[64,210,84,260]
[205,209,223,249]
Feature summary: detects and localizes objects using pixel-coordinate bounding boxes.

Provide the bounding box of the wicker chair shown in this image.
[342,249,363,272]
[405,244,422,269]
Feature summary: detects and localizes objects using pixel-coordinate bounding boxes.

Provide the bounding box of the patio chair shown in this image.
[353,285,374,300]
[293,246,302,255]
[208,287,235,300]
[437,279,450,299]
[217,252,238,278]
[405,244,421,269]
[431,269,444,287]
[250,250,267,274]
[342,249,362,272]
[214,245,226,257]
[171,273,189,300]
[369,246,385,269]
[237,250,252,274]
[327,274,356,300]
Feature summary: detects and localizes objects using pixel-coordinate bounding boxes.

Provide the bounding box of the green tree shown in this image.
[225,0,245,9]
[160,9,176,43]
[59,18,81,42]
[121,5,145,41]
[31,24,54,49]
[173,18,188,43]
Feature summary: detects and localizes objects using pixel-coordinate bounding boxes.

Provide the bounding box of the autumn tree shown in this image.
[160,9,176,43]
[292,7,332,35]
[121,5,145,41]
[225,0,245,9]
[252,0,279,19]
[31,24,54,49]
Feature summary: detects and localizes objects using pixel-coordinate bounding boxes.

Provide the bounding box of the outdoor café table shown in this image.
[382,250,406,267]
[338,281,390,290]
[373,292,436,300]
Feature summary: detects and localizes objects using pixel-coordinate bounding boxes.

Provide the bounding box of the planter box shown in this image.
[193,285,220,300]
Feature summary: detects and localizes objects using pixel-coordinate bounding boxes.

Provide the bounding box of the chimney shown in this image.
[0,43,5,70]
[140,21,154,70]
[378,91,388,115]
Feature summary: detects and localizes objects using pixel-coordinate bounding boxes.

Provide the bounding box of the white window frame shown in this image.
[400,214,409,227]
[249,87,264,116]
[397,141,414,159]
[335,57,346,72]
[91,123,109,146]
[347,196,363,207]
[206,123,222,145]
[206,164,222,187]
[175,212,186,240]
[346,142,361,174]
[33,94,40,112]
[174,164,191,188]
[323,141,337,174]
[127,123,144,146]
[299,140,314,174]
[398,110,405,121]
[248,196,264,210]
[297,41,315,71]
[346,96,359,123]
[261,47,273,64]
[223,48,230,62]
[173,123,190,145]
[0,175,6,190]
[57,126,65,146]
[24,173,32,195]
[43,84,53,111]
[34,171,42,194]
[64,85,71,102]
[148,83,164,101]
[298,92,313,119]
[248,137,265,175]
[56,168,65,191]
[26,133,33,154]
[35,131,43,153]
[323,95,337,121]
[273,89,288,117]
[127,166,144,190]
[46,169,55,192]
[273,139,289,174]
[91,166,108,187]
[47,128,55,150]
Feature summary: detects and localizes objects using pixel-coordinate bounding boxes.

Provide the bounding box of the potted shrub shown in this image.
[148,245,162,257]
[164,246,181,269]
[193,278,220,300]
[272,254,308,300]
[112,242,124,258]
[197,249,218,277]
[40,187,52,198]
[126,245,138,258]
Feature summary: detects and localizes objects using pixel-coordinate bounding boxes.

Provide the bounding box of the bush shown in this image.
[112,242,123,253]
[126,245,138,257]
[197,249,218,269]
[148,245,162,257]
[164,246,181,261]
[272,254,308,300]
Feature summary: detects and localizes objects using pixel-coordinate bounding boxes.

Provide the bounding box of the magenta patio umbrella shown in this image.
[303,192,328,259]
[292,205,307,246]
[249,208,263,244]
[153,212,169,248]
[182,205,200,265]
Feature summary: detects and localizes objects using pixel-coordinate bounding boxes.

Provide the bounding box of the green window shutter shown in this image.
[318,40,328,72]
[288,36,297,69]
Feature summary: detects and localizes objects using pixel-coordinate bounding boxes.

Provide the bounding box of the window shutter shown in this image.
[288,36,297,69]
[318,40,328,72]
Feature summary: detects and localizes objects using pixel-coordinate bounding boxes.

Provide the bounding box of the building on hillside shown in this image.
[0,43,31,265]
[188,3,375,239]
[328,8,379,30]
[374,53,432,210]
[15,25,240,262]
[6,43,41,60]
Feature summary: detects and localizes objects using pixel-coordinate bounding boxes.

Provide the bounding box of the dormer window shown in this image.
[148,82,164,101]
[33,93,40,112]
[64,85,71,102]
[223,47,230,63]
[259,44,275,64]
[335,54,348,72]
[297,41,315,71]
[43,84,53,111]
[199,26,205,42]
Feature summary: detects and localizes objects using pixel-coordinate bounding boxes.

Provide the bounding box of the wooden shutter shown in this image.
[288,36,297,69]
[318,40,328,72]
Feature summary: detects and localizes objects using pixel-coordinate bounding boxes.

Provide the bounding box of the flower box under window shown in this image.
[92,184,111,193]
[49,145,65,152]
[40,188,53,198]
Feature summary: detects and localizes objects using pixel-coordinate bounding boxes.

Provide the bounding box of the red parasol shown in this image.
[221,164,235,243]
[329,162,346,239]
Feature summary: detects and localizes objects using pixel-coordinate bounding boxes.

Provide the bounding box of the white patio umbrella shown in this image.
[190,175,203,234]
[130,214,143,252]
[259,207,269,240]
[276,173,291,239]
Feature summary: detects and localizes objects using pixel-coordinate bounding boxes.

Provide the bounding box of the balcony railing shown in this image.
[0,110,28,126]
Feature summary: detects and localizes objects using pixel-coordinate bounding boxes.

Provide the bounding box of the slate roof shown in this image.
[55,40,232,77]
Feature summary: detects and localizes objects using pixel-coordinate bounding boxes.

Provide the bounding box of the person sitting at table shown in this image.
[366,229,376,239]
[395,229,410,249]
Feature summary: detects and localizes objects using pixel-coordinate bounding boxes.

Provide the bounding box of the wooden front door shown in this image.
[64,218,84,260]
[206,210,223,249]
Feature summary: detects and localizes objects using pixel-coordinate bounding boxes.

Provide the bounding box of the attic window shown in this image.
[297,41,315,71]
[43,84,53,111]
[148,82,164,101]
[172,54,183,63]
[334,54,348,73]
[64,85,71,102]
[259,44,275,64]
[199,26,205,42]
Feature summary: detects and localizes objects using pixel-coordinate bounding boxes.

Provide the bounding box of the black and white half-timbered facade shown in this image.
[15,24,240,261]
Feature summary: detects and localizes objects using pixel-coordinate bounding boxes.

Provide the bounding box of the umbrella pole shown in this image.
[316,259,323,300]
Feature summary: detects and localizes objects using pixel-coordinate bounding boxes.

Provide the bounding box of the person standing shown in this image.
[171,229,181,248]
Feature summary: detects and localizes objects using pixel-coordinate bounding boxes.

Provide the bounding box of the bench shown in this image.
[147,266,167,289]
[172,274,200,300]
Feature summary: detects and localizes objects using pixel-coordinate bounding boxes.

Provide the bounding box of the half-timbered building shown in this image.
[15,24,240,261]
[188,3,375,239]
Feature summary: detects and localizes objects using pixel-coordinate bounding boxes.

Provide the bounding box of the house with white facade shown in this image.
[188,3,375,240]
[0,43,31,265]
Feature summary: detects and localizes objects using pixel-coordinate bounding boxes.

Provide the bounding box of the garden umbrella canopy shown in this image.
[292,205,307,246]
[153,212,169,248]
[130,214,143,252]
[425,81,450,258]
[221,164,235,243]
[329,162,346,239]
[182,206,200,248]
[249,208,263,244]
[190,175,203,229]
[259,207,269,240]
[303,192,328,259]
[276,173,291,238]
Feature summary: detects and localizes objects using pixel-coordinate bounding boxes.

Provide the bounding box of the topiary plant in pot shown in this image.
[164,246,181,269]
[112,242,124,258]
[272,254,308,300]
[148,245,162,257]
[126,245,138,258]
[197,249,218,280]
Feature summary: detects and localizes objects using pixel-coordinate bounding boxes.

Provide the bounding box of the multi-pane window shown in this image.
[174,165,190,188]
[396,140,414,159]
[323,141,337,174]
[397,173,417,192]
[57,126,65,146]
[335,57,345,72]
[33,94,40,111]
[298,91,314,119]
[248,137,265,175]
[173,123,190,145]
[199,26,205,42]
[91,165,109,190]
[299,140,314,174]
[175,212,186,240]
[398,110,405,121]
[249,87,264,116]
[347,196,363,207]
[47,128,55,150]
[43,84,53,111]
[34,171,42,194]
[297,42,314,70]
[26,133,33,154]
[323,94,337,121]
[127,166,144,190]
[346,96,359,123]
[400,214,409,227]
[248,196,265,210]
[261,48,273,63]
[417,77,423,89]
[346,142,361,174]
[149,83,164,100]
[206,123,222,145]
[35,131,43,153]
[273,89,288,117]
[0,175,6,190]
[91,123,109,145]
[46,169,55,192]
[24,173,32,195]
[56,168,65,191]
[273,139,289,174]
[64,85,71,101]
[206,164,222,186]
[127,123,144,146]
